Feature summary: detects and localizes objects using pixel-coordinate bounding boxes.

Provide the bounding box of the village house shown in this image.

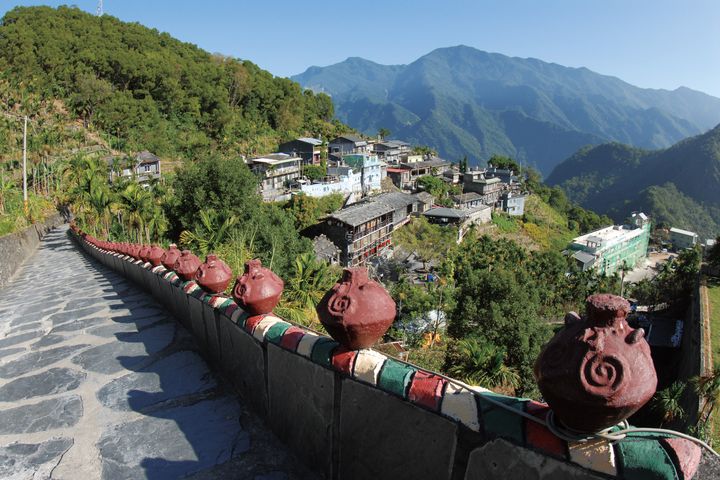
[342,154,386,194]
[452,192,484,209]
[328,135,369,161]
[107,150,161,183]
[320,192,429,266]
[422,204,492,242]
[278,137,324,165]
[463,169,504,205]
[669,227,699,250]
[372,140,412,164]
[569,212,651,274]
[294,166,362,199]
[247,153,302,202]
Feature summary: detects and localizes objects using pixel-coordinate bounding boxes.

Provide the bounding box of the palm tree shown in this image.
[275,253,337,329]
[692,369,720,429]
[179,208,238,255]
[120,183,152,242]
[651,381,686,425]
[448,337,520,393]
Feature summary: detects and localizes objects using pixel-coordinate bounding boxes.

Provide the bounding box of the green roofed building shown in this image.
[569,212,651,275]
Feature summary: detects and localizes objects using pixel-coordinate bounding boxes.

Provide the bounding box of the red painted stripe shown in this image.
[407,371,446,411]
[279,326,306,351]
[244,314,266,334]
[331,347,358,375]
[525,401,567,458]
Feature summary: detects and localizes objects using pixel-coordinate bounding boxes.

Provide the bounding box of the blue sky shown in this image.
[4,0,720,97]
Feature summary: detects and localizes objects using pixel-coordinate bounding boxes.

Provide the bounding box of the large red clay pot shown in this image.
[147,245,166,267]
[317,268,396,350]
[128,244,142,260]
[195,254,233,293]
[161,244,181,270]
[138,245,152,263]
[232,259,284,315]
[173,250,201,281]
[534,294,657,432]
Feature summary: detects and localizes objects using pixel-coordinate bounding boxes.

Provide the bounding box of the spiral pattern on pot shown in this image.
[581,353,626,397]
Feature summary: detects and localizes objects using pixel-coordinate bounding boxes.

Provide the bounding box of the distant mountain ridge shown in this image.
[292,46,720,175]
[546,124,720,239]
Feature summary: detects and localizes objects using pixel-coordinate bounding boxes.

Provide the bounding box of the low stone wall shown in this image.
[0,212,66,289]
[71,231,704,480]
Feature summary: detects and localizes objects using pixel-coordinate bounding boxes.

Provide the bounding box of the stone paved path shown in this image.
[0,227,317,480]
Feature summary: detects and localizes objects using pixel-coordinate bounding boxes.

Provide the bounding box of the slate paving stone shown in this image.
[72,324,175,374]
[97,351,217,411]
[50,305,107,325]
[7,321,42,333]
[0,330,43,348]
[87,322,139,338]
[31,333,67,349]
[0,367,86,402]
[0,437,73,479]
[0,344,89,379]
[51,316,106,333]
[0,347,24,359]
[97,397,249,480]
[0,395,83,434]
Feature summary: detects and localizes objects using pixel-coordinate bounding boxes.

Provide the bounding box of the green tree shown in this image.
[708,236,720,270]
[651,381,686,426]
[377,127,391,140]
[448,337,520,393]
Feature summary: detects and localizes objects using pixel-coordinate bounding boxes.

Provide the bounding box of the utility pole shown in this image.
[22,115,28,213]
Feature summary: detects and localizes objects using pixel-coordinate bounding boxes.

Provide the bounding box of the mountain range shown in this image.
[546,124,720,239]
[292,46,720,175]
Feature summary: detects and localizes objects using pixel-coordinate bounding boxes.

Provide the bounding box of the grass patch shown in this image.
[492,212,519,233]
[707,278,720,446]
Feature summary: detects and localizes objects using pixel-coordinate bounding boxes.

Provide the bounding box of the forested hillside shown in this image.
[0,6,343,159]
[547,124,720,238]
[293,46,720,174]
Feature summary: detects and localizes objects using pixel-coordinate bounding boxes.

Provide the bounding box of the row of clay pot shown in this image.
[72,223,398,351]
[72,224,661,435]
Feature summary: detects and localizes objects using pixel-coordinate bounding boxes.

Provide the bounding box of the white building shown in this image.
[669,227,699,250]
[342,154,386,194]
[298,166,362,198]
[247,153,302,202]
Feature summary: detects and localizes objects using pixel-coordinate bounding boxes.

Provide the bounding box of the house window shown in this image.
[143,164,151,172]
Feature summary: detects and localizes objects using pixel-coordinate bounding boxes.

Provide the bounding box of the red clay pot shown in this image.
[534,294,657,432]
[317,268,396,350]
[195,254,233,293]
[232,259,284,315]
[161,244,181,270]
[129,244,142,260]
[138,245,152,263]
[147,245,166,267]
[173,250,201,281]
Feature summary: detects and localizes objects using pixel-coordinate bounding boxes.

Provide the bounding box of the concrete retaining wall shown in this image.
[0,212,66,289]
[70,231,704,480]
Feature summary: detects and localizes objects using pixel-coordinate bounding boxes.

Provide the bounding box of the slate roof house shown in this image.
[320,192,428,266]
[108,151,161,183]
[329,135,369,161]
[278,137,323,165]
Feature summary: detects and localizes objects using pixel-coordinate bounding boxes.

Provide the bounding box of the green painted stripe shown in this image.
[265,322,292,345]
[616,433,677,480]
[310,337,339,367]
[377,359,415,398]
[235,311,250,328]
[477,392,526,444]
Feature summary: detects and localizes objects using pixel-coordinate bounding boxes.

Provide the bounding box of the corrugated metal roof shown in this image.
[297,137,323,145]
[328,201,394,226]
[572,251,596,265]
[669,227,698,237]
[423,207,467,219]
